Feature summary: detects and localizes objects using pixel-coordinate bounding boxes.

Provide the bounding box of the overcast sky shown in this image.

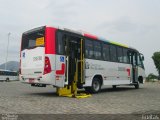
[0,0,160,75]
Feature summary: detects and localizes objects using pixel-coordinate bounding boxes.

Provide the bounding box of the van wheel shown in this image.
[134,82,139,89]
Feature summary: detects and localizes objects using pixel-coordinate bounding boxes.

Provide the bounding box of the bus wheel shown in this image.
[112,85,117,89]
[85,78,101,93]
[6,78,9,82]
[84,87,91,93]
[134,82,139,89]
[91,78,101,93]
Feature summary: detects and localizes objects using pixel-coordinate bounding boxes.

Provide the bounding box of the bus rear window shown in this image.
[22,29,45,50]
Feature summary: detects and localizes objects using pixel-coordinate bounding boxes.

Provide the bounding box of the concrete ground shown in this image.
[0,81,159,119]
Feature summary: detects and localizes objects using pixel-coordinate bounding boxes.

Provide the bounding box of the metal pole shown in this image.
[5,32,11,70]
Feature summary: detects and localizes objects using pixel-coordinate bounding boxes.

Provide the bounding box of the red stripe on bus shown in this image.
[56,63,65,75]
[84,33,98,40]
[126,68,130,76]
[45,27,57,54]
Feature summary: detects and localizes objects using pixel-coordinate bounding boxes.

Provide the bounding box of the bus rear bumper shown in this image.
[19,72,56,85]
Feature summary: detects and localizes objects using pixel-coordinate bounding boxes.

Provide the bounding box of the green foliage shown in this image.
[152,52,160,77]
[146,73,158,81]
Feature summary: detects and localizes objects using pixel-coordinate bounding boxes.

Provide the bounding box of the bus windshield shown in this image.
[21,28,45,50]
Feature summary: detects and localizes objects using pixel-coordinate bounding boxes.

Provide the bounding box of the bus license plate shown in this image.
[29,78,34,83]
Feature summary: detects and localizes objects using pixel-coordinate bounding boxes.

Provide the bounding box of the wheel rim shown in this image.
[93,81,100,91]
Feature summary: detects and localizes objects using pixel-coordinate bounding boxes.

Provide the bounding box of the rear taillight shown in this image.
[44,56,51,74]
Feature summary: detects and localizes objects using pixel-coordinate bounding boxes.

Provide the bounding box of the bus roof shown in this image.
[24,25,138,51]
[54,26,138,51]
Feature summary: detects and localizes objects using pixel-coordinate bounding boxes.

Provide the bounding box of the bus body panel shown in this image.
[55,55,66,87]
[21,54,66,87]
[21,71,55,84]
[45,27,56,54]
[21,47,44,76]
[20,54,56,85]
[83,59,131,87]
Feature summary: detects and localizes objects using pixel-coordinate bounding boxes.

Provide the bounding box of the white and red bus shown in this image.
[20,26,145,93]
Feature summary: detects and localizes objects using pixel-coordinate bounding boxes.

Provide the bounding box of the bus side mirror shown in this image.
[140,53,144,61]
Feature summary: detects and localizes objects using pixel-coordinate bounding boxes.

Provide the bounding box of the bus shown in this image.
[20,26,145,93]
[0,69,19,81]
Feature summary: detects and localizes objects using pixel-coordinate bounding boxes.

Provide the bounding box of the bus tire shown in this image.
[112,85,117,89]
[84,87,91,93]
[134,82,139,89]
[91,78,102,93]
[85,78,101,93]
[6,78,9,82]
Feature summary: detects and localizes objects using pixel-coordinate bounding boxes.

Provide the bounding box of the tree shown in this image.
[152,52,160,79]
[146,73,158,81]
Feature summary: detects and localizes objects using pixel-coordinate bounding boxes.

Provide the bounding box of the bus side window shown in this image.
[123,48,129,63]
[117,47,123,63]
[93,41,102,60]
[127,51,138,65]
[21,35,29,50]
[110,45,117,62]
[57,32,65,55]
[102,43,110,61]
[133,53,137,66]
[2,71,5,76]
[85,39,93,59]
[138,54,144,69]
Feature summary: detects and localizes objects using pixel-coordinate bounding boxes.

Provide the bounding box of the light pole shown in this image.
[5,32,11,70]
